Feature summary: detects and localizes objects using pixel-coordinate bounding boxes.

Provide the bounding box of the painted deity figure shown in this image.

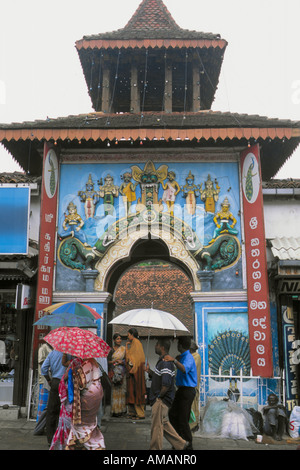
[98,174,119,216]
[181,170,200,215]
[119,172,137,217]
[211,197,238,242]
[162,171,180,216]
[200,174,220,213]
[131,161,168,212]
[62,201,86,244]
[78,174,100,219]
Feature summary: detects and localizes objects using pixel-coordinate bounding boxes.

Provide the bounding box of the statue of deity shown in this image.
[78,174,100,219]
[211,197,238,242]
[162,171,180,216]
[62,201,87,244]
[98,174,119,216]
[199,174,220,213]
[181,170,200,215]
[119,171,137,217]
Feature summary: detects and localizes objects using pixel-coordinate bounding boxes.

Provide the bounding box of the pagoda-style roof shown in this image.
[76,0,227,112]
[76,0,225,46]
[1,110,299,179]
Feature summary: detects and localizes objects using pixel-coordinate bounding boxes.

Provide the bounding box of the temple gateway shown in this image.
[1,0,300,413]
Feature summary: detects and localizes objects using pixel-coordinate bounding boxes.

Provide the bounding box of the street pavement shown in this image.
[0,409,299,452]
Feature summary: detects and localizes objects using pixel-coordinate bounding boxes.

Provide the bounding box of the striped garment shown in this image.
[149,356,176,408]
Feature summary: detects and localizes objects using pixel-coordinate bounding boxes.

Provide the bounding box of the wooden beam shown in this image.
[101,64,111,113]
[130,62,140,113]
[164,59,172,113]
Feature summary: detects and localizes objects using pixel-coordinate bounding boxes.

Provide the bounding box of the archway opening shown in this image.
[104,235,195,365]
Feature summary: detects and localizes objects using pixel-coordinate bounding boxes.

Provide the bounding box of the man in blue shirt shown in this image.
[164,336,197,450]
[41,348,68,445]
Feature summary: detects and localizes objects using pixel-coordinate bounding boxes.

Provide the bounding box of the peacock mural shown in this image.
[208,329,251,380]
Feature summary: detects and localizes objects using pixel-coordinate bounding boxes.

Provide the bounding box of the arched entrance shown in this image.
[109,258,194,368]
[94,228,200,293]
[94,234,197,351]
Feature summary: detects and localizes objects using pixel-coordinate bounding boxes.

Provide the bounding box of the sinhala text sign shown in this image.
[241,144,273,377]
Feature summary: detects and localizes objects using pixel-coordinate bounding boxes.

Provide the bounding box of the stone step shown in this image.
[0,405,20,420]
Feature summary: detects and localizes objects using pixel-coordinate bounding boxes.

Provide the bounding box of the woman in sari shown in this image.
[64,357,105,450]
[49,356,77,450]
[108,333,127,417]
[125,328,146,420]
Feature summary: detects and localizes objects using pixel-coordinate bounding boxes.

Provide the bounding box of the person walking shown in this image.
[147,337,188,450]
[64,357,106,450]
[189,340,201,433]
[36,341,52,422]
[165,336,197,450]
[41,349,69,446]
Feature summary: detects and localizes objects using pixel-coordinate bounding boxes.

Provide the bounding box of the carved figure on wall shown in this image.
[119,172,137,217]
[211,197,238,242]
[181,170,200,215]
[208,329,250,379]
[244,156,258,202]
[162,171,180,216]
[78,174,100,219]
[61,201,87,244]
[199,174,220,213]
[98,174,119,216]
[63,202,84,232]
[58,237,100,271]
[195,233,240,271]
[131,160,168,212]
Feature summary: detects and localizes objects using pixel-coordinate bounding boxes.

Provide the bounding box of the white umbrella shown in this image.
[109,308,189,333]
[109,307,190,363]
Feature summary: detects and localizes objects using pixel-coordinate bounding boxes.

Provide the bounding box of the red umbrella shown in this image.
[44,327,110,359]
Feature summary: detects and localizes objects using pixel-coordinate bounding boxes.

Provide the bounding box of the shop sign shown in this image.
[241,144,273,377]
[33,144,59,354]
[278,279,300,294]
[0,186,30,254]
[15,283,34,309]
[282,306,299,412]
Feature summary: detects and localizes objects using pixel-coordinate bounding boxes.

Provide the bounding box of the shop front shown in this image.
[0,175,40,409]
[276,272,300,413]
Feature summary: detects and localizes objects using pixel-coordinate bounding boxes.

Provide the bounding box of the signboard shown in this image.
[241,144,273,377]
[282,305,299,412]
[0,187,30,254]
[15,283,34,309]
[33,145,59,355]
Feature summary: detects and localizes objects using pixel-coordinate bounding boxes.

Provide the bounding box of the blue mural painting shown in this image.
[55,160,242,287]
[54,160,280,406]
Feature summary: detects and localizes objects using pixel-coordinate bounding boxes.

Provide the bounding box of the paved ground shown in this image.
[0,410,299,452]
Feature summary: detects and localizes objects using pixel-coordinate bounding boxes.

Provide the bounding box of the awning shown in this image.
[270,237,300,277]
[271,237,300,261]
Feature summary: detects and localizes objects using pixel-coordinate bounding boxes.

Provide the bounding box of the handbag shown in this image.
[98,363,112,388]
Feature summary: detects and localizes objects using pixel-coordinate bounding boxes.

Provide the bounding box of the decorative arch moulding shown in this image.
[75,38,228,51]
[0,127,294,143]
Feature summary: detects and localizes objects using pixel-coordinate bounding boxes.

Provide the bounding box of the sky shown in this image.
[0,0,299,178]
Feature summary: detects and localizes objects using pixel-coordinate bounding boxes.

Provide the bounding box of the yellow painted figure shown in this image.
[63,202,84,232]
[200,174,220,213]
[119,172,137,216]
[211,197,238,242]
